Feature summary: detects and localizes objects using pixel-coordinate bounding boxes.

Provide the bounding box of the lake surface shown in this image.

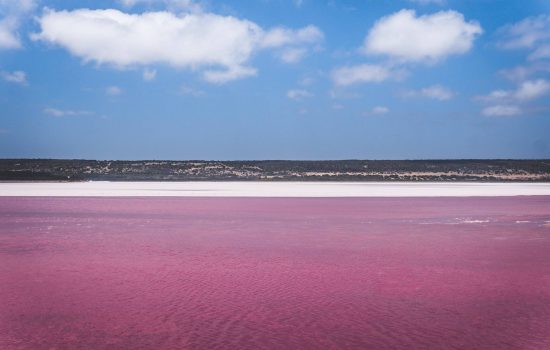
[1,197,550,349]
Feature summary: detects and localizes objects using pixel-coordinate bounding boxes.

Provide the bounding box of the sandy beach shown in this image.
[1,181,550,197]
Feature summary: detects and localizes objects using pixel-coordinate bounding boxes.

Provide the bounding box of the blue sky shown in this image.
[0,0,549,160]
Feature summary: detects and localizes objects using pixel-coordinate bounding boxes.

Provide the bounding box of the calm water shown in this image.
[1,197,550,349]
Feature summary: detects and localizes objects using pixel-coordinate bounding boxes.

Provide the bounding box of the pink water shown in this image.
[1,197,550,349]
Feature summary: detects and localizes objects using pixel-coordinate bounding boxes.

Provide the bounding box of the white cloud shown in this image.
[0,0,36,13]
[0,19,19,49]
[515,79,550,101]
[331,64,394,86]
[0,70,27,84]
[497,64,550,82]
[329,9,478,87]
[405,85,454,100]
[372,106,389,114]
[477,79,550,102]
[33,9,323,83]
[499,66,529,82]
[477,89,511,102]
[143,68,157,81]
[0,0,37,49]
[263,25,323,64]
[363,9,482,63]
[477,79,550,117]
[497,15,550,64]
[202,66,257,84]
[293,0,304,8]
[493,16,550,119]
[482,105,521,117]
[33,10,262,70]
[261,25,323,48]
[44,107,94,117]
[280,47,307,64]
[106,86,123,96]
[529,44,550,61]
[287,89,313,101]
[497,15,550,50]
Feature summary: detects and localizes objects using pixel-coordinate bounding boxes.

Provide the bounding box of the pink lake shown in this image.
[1,197,550,349]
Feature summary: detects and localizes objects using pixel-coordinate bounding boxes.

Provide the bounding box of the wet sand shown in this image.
[1,196,550,349]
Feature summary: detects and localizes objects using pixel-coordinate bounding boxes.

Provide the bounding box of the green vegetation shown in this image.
[1,159,549,182]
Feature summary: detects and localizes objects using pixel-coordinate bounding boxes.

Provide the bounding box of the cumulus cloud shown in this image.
[405,85,454,100]
[0,0,37,49]
[363,9,482,63]
[329,9,479,87]
[262,25,323,64]
[0,70,27,84]
[498,63,550,82]
[497,15,550,63]
[32,9,323,83]
[280,47,307,64]
[529,44,550,61]
[497,15,550,50]
[106,86,123,96]
[44,107,94,117]
[287,89,313,100]
[477,79,550,102]
[481,105,521,117]
[203,66,257,84]
[492,16,550,119]
[33,10,262,71]
[261,25,323,48]
[0,18,19,49]
[331,64,397,86]
[477,79,549,117]
[477,89,511,102]
[514,79,550,100]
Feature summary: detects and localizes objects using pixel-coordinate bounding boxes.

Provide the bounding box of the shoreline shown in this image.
[1,181,550,197]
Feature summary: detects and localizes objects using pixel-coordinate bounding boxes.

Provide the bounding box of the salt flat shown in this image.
[0,181,549,197]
